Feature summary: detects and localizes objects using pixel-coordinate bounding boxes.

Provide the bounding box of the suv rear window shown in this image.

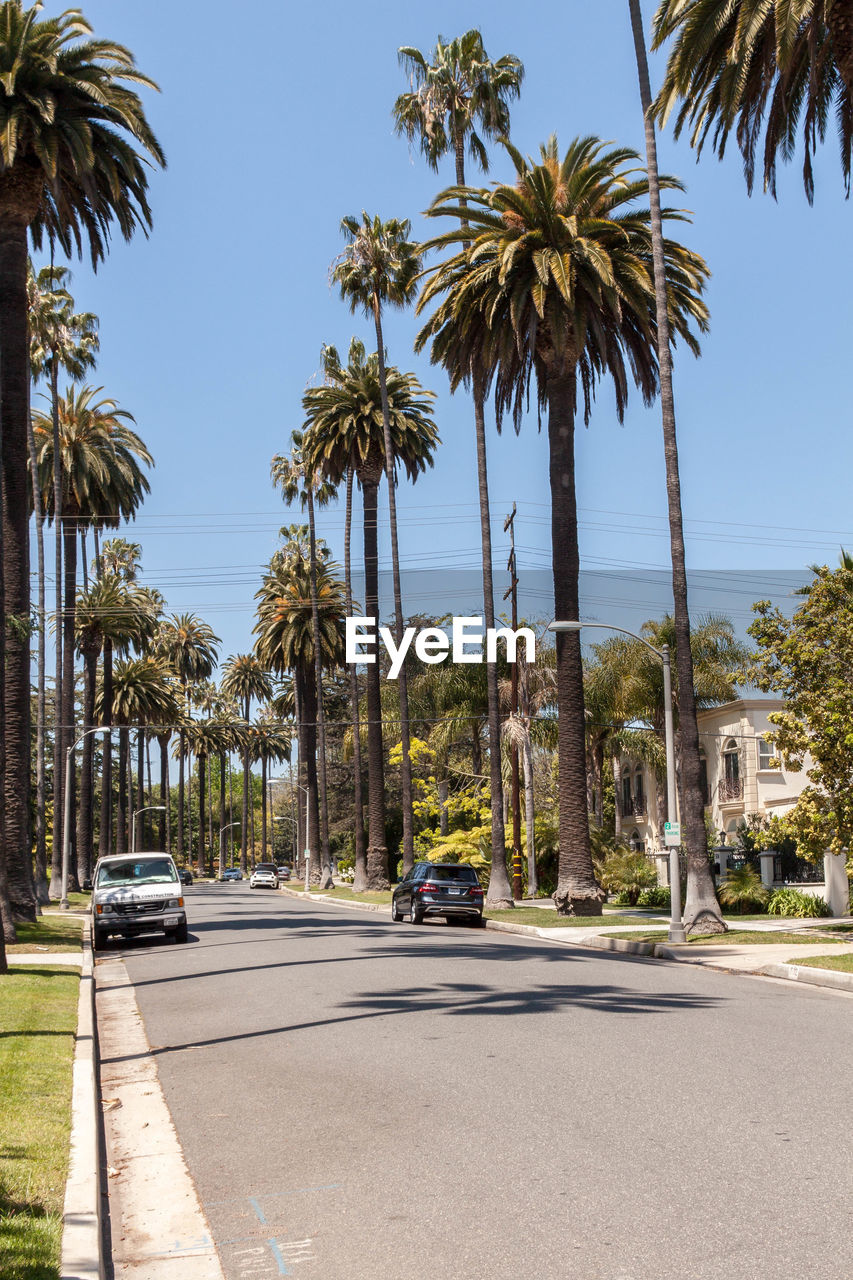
[427,865,478,882]
[96,859,177,887]
[254,864,277,872]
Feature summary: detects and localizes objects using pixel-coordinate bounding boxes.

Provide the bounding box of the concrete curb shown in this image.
[759,961,853,991]
[60,916,104,1280]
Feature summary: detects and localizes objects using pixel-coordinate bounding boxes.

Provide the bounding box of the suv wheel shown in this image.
[410,902,423,925]
[391,899,403,922]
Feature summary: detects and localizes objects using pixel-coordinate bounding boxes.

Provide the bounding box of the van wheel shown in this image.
[93,928,107,951]
[174,921,189,944]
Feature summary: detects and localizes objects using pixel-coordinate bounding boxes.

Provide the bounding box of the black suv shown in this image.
[392,862,484,926]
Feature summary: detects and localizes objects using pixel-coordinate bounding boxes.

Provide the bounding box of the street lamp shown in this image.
[547,620,686,944]
[130,805,166,854]
[219,821,242,880]
[60,727,111,910]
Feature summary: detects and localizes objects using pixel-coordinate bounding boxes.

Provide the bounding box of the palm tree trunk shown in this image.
[261,755,268,860]
[241,696,250,873]
[219,750,227,876]
[228,755,234,864]
[62,516,79,886]
[522,730,537,896]
[473,378,512,907]
[159,734,170,853]
[0,212,35,920]
[613,752,623,841]
[116,727,128,854]
[306,489,333,886]
[99,641,114,857]
[27,396,49,904]
[360,475,387,887]
[547,370,604,916]
[76,645,98,886]
[297,665,321,882]
[136,731,145,852]
[198,753,207,877]
[177,728,185,860]
[50,355,63,890]
[629,2,724,932]
[344,464,367,889]
[372,297,414,880]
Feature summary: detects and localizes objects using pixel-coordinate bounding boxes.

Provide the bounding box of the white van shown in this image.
[92,852,188,949]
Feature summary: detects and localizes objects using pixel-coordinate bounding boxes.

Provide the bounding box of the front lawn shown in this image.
[787,953,853,973]
[283,885,393,906]
[604,929,852,946]
[485,909,650,929]
[0,967,79,1280]
[7,915,84,954]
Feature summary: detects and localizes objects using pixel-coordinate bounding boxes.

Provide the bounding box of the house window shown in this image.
[757,736,776,770]
[622,774,633,817]
[629,830,643,853]
[633,770,645,814]
[719,740,742,802]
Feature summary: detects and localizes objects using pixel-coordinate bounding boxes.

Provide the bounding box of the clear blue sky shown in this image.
[42,0,852,665]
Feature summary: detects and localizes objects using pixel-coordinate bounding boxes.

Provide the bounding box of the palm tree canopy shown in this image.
[28,262,99,382]
[332,212,421,315]
[221,652,273,709]
[301,338,439,488]
[75,573,157,658]
[99,655,180,728]
[254,547,346,677]
[159,613,221,685]
[271,429,338,509]
[393,29,524,174]
[418,135,710,421]
[0,0,165,261]
[653,0,853,200]
[32,384,152,525]
[249,717,293,767]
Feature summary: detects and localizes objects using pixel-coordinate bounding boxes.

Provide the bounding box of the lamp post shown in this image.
[60,726,111,911]
[219,821,242,880]
[547,620,686,944]
[130,805,167,854]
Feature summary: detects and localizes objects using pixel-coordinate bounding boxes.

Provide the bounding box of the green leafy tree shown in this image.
[747,565,853,856]
[420,135,708,915]
[0,1,163,925]
[302,338,438,888]
[652,0,853,201]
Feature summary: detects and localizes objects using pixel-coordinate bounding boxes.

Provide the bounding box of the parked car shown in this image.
[250,863,279,890]
[391,862,484,926]
[221,867,243,881]
[276,866,291,881]
[179,867,193,886]
[92,853,188,949]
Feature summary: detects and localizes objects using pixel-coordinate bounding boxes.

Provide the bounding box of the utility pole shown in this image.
[503,504,523,901]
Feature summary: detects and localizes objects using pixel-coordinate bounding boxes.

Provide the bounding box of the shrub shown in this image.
[717,866,769,914]
[598,850,658,906]
[637,886,671,910]
[767,887,831,918]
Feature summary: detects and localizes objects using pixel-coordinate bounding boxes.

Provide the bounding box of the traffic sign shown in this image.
[664,821,681,847]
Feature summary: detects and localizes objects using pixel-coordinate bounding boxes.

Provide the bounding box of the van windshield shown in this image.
[96,859,177,887]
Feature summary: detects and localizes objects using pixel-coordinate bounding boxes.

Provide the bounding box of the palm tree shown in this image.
[33,385,152,880]
[0,1,163,916]
[394,30,524,185]
[332,213,432,881]
[250,716,293,863]
[629,3,729,932]
[159,615,221,861]
[302,338,439,887]
[271,434,338,881]
[254,546,346,886]
[653,0,853,201]
[221,654,273,872]
[28,262,99,904]
[420,136,709,914]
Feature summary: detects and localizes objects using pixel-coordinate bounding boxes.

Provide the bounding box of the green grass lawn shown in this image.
[485,909,646,929]
[7,916,84,954]
[0,967,79,1280]
[605,928,851,946]
[788,953,853,972]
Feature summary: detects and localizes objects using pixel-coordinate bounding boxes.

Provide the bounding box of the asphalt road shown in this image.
[109,884,853,1280]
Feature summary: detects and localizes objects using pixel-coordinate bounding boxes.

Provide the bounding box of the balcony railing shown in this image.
[621,796,647,819]
[718,778,743,803]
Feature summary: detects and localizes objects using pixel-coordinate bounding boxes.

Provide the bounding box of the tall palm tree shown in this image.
[332,213,430,880]
[271,434,338,880]
[302,338,439,887]
[653,0,853,201]
[394,29,524,185]
[254,546,346,886]
[398,32,524,909]
[33,385,152,881]
[159,615,221,861]
[629,2,730,931]
[221,654,273,872]
[0,1,163,917]
[28,262,99,904]
[420,136,709,914]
